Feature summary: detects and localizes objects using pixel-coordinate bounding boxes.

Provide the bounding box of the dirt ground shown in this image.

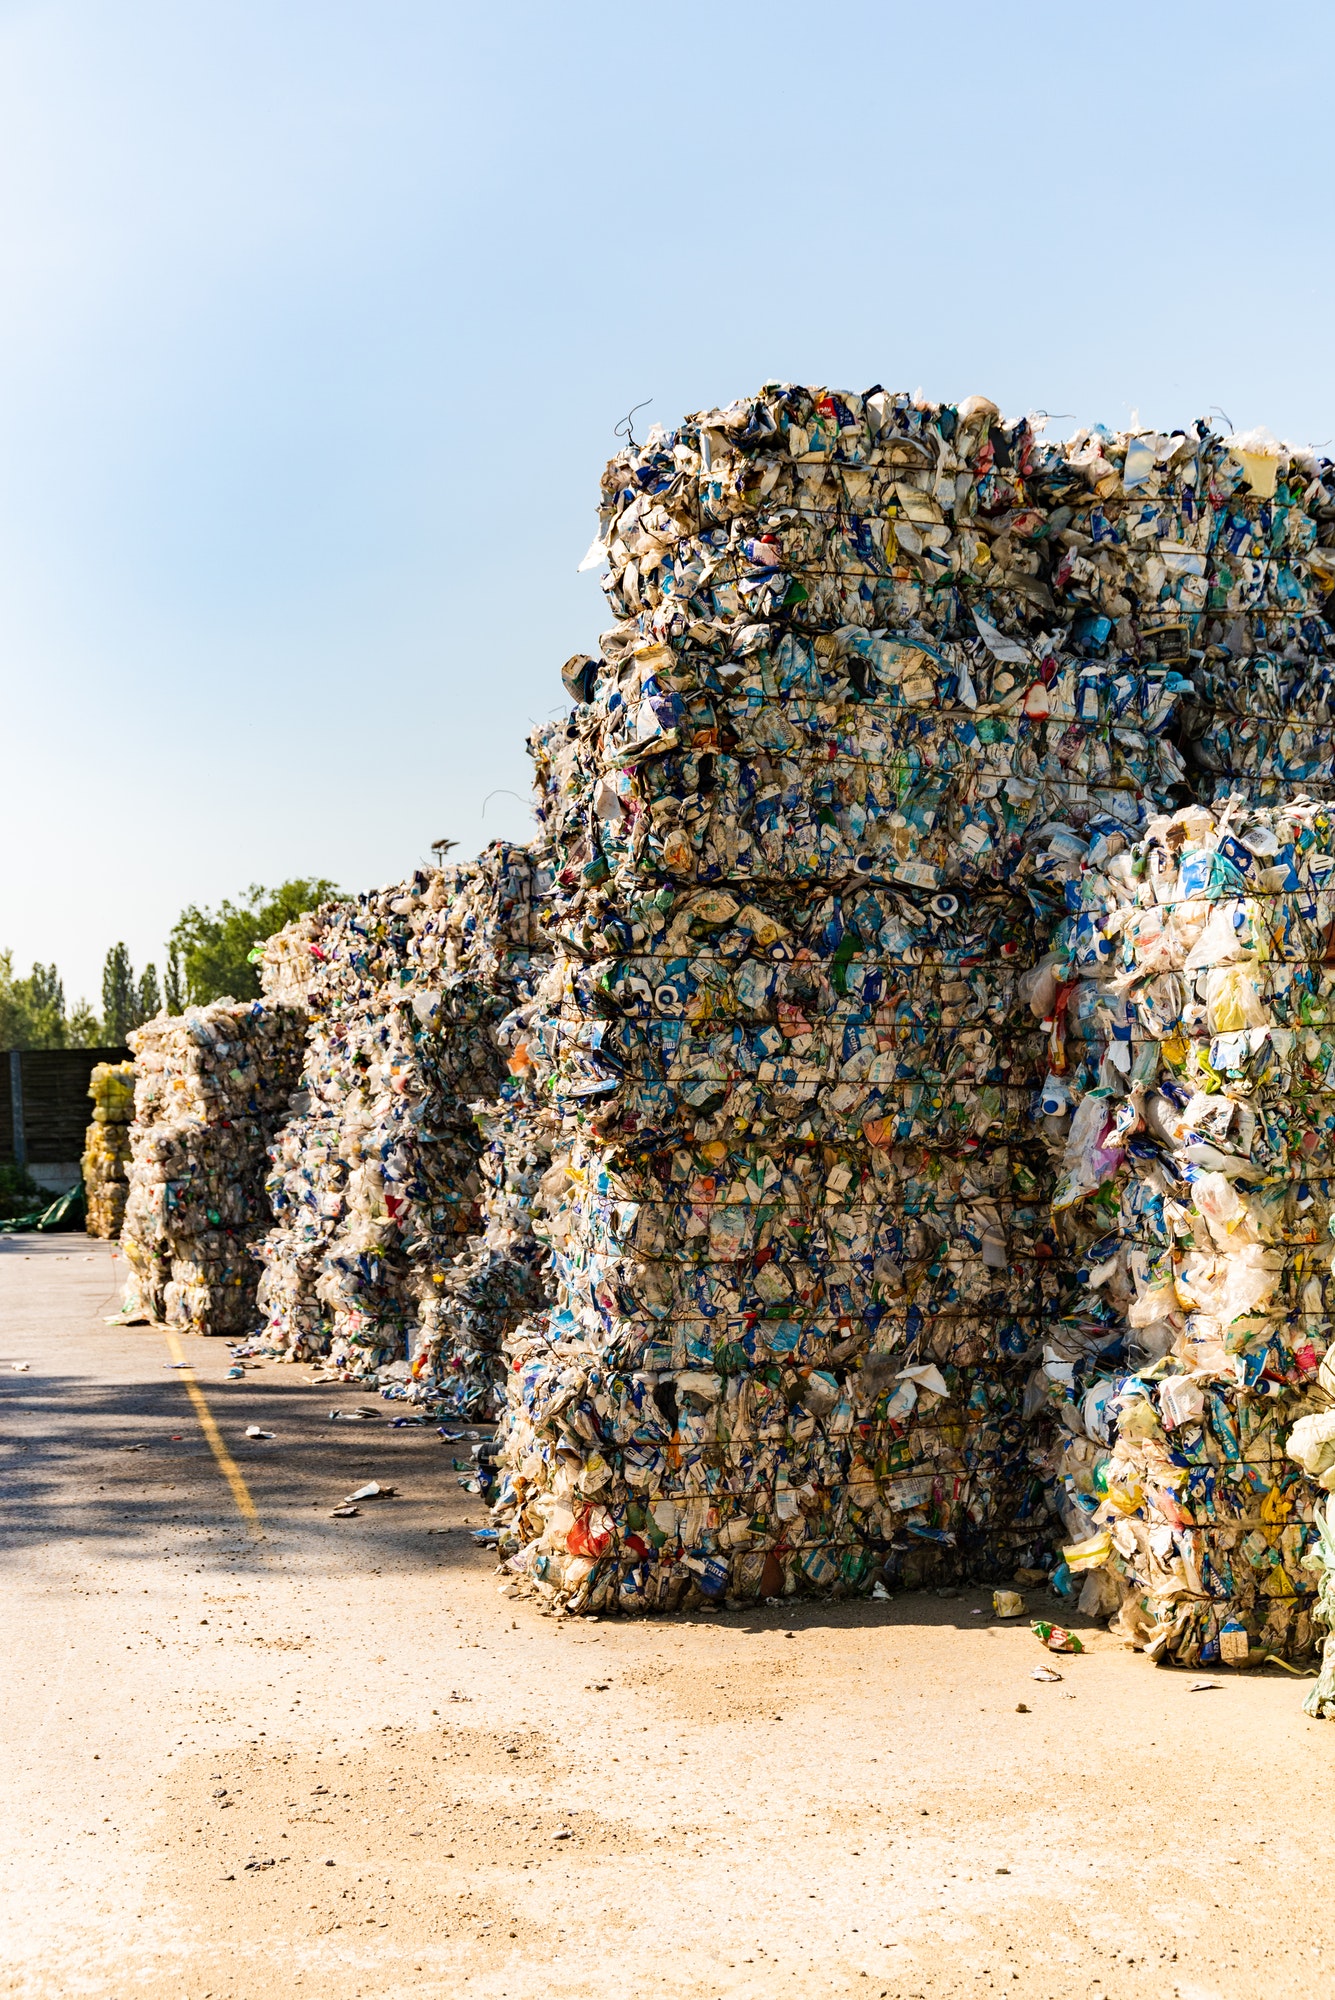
[3,1235,1334,2000]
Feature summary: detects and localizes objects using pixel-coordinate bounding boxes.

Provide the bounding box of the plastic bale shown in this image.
[119,1000,308,1333]
[402,838,559,1418]
[247,876,489,1377]
[1168,427,1335,800]
[83,1060,135,1239]
[1028,797,1335,1664]
[489,384,1212,1616]
[248,851,556,1395]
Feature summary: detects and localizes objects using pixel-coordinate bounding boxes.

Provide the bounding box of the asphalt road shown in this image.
[3,1234,1334,2000]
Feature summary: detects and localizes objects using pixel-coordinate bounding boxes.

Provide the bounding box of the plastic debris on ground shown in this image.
[118,999,308,1333]
[83,1060,135,1239]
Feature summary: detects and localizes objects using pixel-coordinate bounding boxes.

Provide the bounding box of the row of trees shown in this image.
[0,879,340,1050]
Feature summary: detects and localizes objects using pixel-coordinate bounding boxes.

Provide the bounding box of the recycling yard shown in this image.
[8,2,1335,1992]
[2,1234,1332,2000]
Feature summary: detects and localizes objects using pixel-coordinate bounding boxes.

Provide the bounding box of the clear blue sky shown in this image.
[3,0,1333,1007]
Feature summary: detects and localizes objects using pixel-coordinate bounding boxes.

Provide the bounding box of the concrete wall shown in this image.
[1,1048,130,1185]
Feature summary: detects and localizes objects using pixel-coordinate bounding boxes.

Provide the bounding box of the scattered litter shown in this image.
[242,1427,275,1440]
[992,1590,1025,1619]
[1031,1621,1083,1655]
[1189,1680,1224,1692]
[1030,1664,1063,1683]
[330,1506,359,1519]
[343,1482,393,1502]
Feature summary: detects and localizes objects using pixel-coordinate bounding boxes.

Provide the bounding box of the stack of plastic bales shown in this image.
[1038,797,1335,1666]
[405,839,557,1416]
[491,383,1205,1615]
[83,1060,134,1239]
[258,912,324,1008]
[245,903,346,1357]
[250,873,488,1374]
[1172,427,1335,801]
[1285,1416,1335,1711]
[251,848,553,1393]
[119,1000,307,1332]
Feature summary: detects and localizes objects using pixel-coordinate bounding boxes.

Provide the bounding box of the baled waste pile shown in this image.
[1169,427,1335,801]
[257,911,323,1009]
[119,999,307,1332]
[251,845,553,1400]
[976,419,1335,803]
[83,1060,135,1240]
[1038,797,1335,1665]
[248,898,366,1361]
[490,382,1215,1615]
[406,838,557,1417]
[251,875,490,1375]
[1285,1426,1335,1712]
[251,900,376,1361]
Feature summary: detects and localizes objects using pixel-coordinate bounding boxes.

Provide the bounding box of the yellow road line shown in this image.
[163,1331,262,1535]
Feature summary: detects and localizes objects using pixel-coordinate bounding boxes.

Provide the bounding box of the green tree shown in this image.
[0,953,68,1047]
[164,943,185,1015]
[138,963,162,1022]
[101,943,140,1045]
[65,999,103,1047]
[169,879,341,1006]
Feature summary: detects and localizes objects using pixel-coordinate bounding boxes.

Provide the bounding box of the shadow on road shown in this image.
[0,1349,491,1586]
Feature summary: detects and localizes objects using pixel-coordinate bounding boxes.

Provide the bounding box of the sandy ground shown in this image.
[2,1235,1334,2000]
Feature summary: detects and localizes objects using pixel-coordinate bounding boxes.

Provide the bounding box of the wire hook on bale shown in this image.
[615,399,653,450]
